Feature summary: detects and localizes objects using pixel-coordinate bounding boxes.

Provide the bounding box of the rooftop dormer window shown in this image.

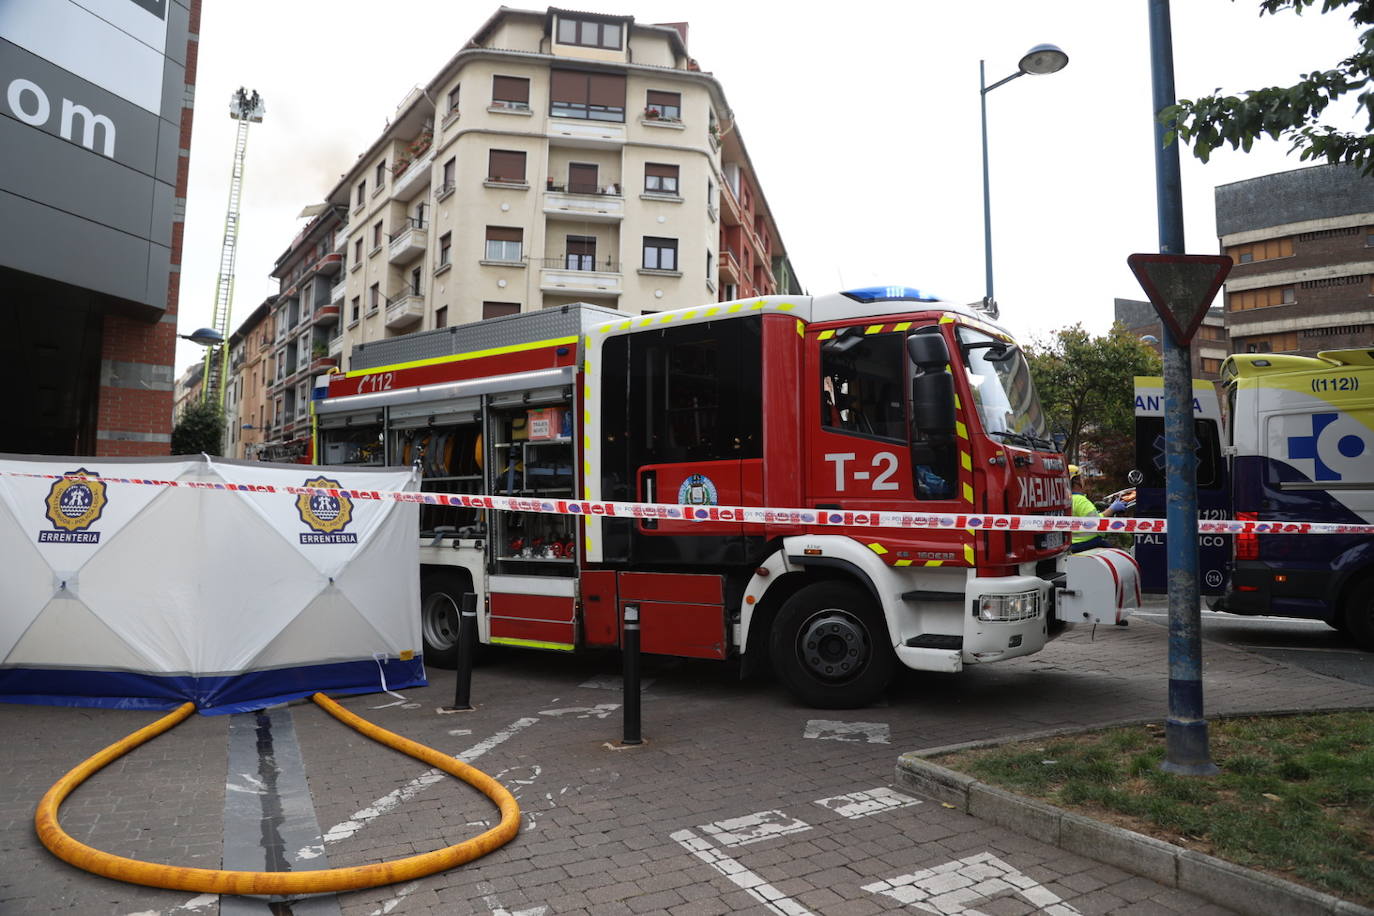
[557,16,622,50]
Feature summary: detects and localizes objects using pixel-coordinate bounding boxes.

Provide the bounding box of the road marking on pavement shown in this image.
[297,716,539,858]
[697,809,813,847]
[365,880,419,916]
[478,880,549,916]
[671,828,814,915]
[814,787,921,819]
[538,703,620,718]
[862,851,1080,914]
[579,674,654,691]
[803,718,890,744]
[127,895,218,915]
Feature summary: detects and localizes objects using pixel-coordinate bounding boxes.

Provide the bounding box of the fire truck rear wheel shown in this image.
[771,581,894,709]
[420,570,472,669]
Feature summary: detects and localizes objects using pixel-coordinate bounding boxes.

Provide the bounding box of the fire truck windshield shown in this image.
[957,326,1053,449]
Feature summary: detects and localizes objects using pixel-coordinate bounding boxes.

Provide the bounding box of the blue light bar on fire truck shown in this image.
[840,285,940,304]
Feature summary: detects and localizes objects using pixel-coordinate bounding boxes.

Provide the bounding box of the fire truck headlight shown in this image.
[977,590,1041,622]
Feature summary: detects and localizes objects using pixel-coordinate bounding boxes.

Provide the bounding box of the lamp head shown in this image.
[1018,43,1069,75]
[180,327,224,347]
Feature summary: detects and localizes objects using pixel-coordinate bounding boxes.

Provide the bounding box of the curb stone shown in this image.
[895,747,1374,916]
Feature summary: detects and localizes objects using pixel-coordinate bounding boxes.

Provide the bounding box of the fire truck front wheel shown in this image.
[770,581,895,709]
[420,570,474,669]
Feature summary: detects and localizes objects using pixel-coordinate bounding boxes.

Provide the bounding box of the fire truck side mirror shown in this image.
[912,372,955,433]
[906,333,949,370]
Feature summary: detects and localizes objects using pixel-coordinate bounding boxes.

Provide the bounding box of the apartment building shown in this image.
[260,209,346,460]
[1215,163,1374,357]
[223,299,275,459]
[1114,298,1227,380]
[320,7,797,361]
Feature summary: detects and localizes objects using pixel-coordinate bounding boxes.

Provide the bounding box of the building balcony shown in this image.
[720,182,743,227]
[538,259,622,299]
[330,277,346,304]
[391,145,434,201]
[547,118,626,149]
[385,292,425,330]
[309,355,339,374]
[388,220,428,264]
[543,187,624,223]
[719,248,743,286]
[312,303,341,327]
[314,251,343,277]
[329,333,344,358]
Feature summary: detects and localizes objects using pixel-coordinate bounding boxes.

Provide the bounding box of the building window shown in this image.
[1200,357,1223,374]
[488,149,527,183]
[372,221,383,250]
[1241,332,1298,353]
[1228,285,1295,312]
[350,296,360,322]
[485,226,523,262]
[375,160,387,187]
[439,232,452,267]
[550,69,625,122]
[566,235,596,270]
[645,162,679,194]
[410,266,423,296]
[435,306,448,329]
[492,75,530,110]
[369,283,380,314]
[645,90,681,121]
[446,84,460,114]
[643,236,678,271]
[353,238,363,262]
[555,16,622,49]
[355,180,365,207]
[1227,237,1291,264]
[442,157,455,190]
[483,301,520,319]
[568,162,599,194]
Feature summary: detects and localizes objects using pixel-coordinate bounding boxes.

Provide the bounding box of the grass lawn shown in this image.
[931,711,1374,907]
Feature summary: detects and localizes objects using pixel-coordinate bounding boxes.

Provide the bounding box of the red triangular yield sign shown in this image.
[1127,253,1232,345]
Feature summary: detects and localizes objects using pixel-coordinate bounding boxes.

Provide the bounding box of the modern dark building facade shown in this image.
[1215,163,1374,358]
[0,0,199,456]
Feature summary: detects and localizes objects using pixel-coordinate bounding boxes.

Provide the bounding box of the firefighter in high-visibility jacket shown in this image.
[1069,465,1126,554]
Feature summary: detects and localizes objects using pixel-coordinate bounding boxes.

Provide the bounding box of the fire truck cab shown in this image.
[316,288,1134,707]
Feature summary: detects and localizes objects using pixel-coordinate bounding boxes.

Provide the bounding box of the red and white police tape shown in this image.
[6,470,1374,536]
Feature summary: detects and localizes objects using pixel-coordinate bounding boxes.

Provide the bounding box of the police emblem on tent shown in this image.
[40,469,107,543]
[297,476,357,543]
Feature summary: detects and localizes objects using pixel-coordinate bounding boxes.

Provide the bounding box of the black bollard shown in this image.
[621,604,642,745]
[449,591,477,711]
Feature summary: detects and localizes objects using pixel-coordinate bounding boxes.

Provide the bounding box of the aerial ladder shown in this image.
[202,87,265,406]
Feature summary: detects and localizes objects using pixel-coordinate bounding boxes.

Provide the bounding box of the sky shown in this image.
[174,0,1367,373]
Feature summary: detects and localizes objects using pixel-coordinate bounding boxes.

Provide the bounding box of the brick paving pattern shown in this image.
[2,606,1371,915]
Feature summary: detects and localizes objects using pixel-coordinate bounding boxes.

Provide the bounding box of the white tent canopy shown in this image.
[0,454,422,714]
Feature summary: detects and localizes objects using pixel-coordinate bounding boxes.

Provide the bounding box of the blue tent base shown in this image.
[0,657,428,715]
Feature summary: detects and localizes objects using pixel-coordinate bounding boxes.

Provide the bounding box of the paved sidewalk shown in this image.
[2,604,1371,915]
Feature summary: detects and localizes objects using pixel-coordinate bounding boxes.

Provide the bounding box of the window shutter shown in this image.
[486,226,523,242]
[647,90,679,108]
[646,163,678,179]
[550,70,587,105]
[488,150,526,181]
[566,236,596,255]
[492,76,529,103]
[588,73,625,107]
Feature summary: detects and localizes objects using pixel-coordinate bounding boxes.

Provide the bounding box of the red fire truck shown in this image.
[315,288,1134,707]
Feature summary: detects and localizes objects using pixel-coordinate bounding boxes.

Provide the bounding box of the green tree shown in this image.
[1165,0,1374,172]
[171,400,225,456]
[1024,324,1162,491]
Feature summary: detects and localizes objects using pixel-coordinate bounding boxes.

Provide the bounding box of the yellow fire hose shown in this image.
[34,692,520,896]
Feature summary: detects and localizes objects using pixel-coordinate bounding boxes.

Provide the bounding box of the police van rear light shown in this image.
[1236,511,1259,560]
[976,590,1040,622]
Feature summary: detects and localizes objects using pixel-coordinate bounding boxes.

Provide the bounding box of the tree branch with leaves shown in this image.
[1164,0,1374,172]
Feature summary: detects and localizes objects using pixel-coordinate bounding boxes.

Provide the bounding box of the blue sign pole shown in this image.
[1147,0,1217,775]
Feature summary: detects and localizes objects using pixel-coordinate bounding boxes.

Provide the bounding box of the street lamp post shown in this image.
[980,43,1069,307]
